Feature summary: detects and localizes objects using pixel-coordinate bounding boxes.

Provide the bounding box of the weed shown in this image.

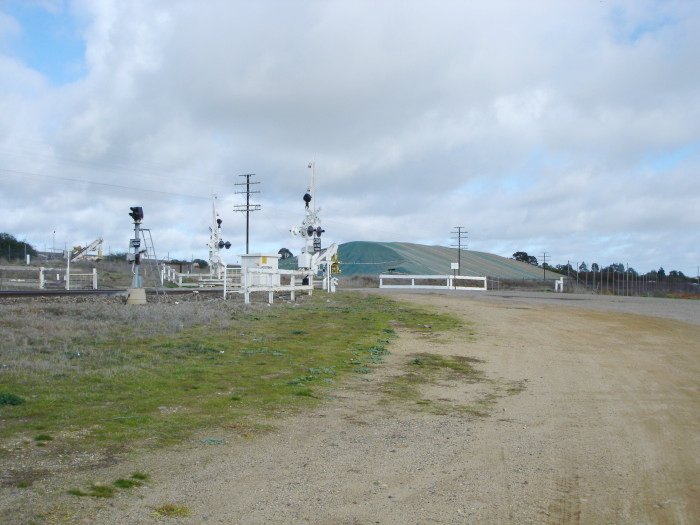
[68,483,116,498]
[385,353,486,415]
[0,392,25,406]
[153,503,191,518]
[34,434,53,442]
[131,472,149,481]
[113,478,142,489]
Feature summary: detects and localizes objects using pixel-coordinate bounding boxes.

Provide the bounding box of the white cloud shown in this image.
[0,0,698,274]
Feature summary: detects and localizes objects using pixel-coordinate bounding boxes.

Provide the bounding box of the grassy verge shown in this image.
[0,292,459,459]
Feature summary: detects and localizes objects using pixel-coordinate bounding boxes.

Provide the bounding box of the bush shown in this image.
[0,392,25,406]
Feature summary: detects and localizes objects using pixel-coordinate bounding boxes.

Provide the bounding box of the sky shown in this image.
[0,0,698,275]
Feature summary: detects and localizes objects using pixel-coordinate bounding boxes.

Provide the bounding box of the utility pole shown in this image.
[234,174,261,255]
[541,251,549,280]
[450,227,468,275]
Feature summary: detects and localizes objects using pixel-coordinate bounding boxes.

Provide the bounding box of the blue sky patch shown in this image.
[1,1,85,85]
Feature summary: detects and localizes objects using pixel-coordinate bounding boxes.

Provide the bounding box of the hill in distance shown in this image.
[283,241,561,280]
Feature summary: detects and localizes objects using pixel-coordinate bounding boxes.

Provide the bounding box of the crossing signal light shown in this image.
[129,206,144,222]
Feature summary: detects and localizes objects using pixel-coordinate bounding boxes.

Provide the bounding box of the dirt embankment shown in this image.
[7,292,700,524]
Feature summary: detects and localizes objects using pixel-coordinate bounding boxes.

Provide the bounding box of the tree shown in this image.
[278,247,293,260]
[658,267,666,279]
[513,251,538,265]
[192,258,208,269]
[591,263,599,272]
[578,262,588,272]
[0,232,37,260]
[556,263,574,275]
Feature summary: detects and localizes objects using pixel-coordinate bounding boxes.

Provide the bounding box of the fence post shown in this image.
[291,275,296,302]
[92,268,97,289]
[39,267,45,289]
[268,272,274,304]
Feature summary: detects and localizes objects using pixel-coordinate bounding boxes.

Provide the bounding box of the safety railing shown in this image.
[379,274,487,291]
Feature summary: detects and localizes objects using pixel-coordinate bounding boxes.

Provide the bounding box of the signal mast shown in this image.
[126,206,147,304]
[207,194,231,279]
[290,162,338,289]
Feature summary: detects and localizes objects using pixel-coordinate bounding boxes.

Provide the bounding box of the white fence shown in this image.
[224,267,314,304]
[379,274,487,291]
[0,266,97,290]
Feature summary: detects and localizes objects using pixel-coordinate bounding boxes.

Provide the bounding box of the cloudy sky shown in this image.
[1,0,698,274]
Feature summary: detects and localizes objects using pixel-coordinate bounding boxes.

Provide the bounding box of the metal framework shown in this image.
[290,162,338,291]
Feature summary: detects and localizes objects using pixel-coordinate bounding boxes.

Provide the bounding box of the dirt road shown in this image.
[60,292,700,523]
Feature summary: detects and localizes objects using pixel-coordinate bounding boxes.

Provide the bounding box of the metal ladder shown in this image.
[139,228,165,297]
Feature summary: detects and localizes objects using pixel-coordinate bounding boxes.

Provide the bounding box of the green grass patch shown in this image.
[0,392,25,406]
[384,353,488,415]
[113,478,142,489]
[153,503,191,518]
[384,353,526,417]
[0,292,459,460]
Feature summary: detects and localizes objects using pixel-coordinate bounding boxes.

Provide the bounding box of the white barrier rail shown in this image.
[379,274,487,291]
[224,267,314,304]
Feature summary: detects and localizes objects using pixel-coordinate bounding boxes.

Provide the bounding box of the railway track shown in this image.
[0,288,127,298]
[0,287,226,298]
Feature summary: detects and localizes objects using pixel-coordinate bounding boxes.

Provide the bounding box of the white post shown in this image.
[223,267,228,299]
[39,267,45,289]
[268,272,274,304]
[243,269,250,304]
[92,268,97,289]
[291,275,296,302]
[66,257,70,291]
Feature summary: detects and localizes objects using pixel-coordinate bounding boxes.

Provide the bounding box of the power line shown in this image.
[0,167,212,200]
[450,226,468,275]
[234,173,261,255]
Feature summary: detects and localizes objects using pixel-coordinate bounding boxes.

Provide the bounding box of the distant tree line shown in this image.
[0,232,37,261]
[511,251,695,282]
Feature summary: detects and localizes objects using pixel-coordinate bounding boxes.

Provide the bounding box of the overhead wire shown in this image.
[0,167,224,201]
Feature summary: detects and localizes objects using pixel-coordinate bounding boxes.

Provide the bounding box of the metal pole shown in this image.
[245,176,250,254]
